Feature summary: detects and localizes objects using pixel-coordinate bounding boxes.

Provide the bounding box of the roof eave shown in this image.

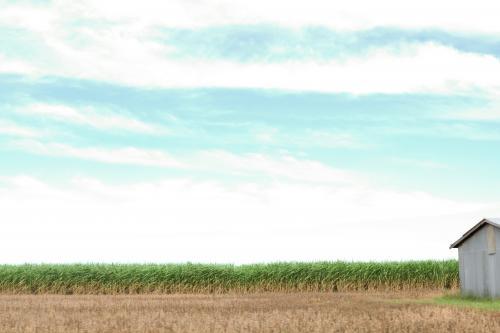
[450,219,486,249]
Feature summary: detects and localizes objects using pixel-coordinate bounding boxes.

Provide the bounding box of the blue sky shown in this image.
[1,0,500,263]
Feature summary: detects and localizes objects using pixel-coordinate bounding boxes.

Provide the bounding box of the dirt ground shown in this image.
[0,292,499,333]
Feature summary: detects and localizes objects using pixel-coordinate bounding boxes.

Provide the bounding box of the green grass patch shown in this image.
[0,260,459,294]
[432,294,500,311]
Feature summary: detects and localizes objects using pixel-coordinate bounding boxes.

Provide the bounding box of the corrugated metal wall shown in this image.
[458,225,500,298]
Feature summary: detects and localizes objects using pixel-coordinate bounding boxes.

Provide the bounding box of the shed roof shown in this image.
[449,218,500,249]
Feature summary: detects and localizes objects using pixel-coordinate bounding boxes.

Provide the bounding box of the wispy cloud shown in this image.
[1,1,500,94]
[435,123,500,141]
[11,0,497,33]
[0,54,36,75]
[7,139,359,184]
[3,41,500,94]
[0,120,43,138]
[14,103,164,134]
[253,127,368,149]
[394,123,500,142]
[392,158,449,170]
[442,98,500,122]
[164,26,500,62]
[193,150,360,184]
[11,141,184,168]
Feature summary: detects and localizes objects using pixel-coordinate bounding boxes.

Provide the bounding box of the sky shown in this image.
[1,0,500,263]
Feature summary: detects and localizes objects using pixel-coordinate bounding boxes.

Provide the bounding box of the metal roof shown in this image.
[449,218,500,249]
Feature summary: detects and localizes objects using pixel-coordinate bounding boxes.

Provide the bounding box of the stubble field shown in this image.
[1,292,499,333]
[1,262,497,332]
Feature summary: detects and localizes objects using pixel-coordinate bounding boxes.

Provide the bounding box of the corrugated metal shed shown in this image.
[450,218,500,298]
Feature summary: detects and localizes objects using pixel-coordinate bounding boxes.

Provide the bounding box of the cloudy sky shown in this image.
[1,0,500,263]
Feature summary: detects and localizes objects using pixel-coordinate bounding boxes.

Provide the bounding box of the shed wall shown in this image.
[458,225,500,298]
[495,228,500,296]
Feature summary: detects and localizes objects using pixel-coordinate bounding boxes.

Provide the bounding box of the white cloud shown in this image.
[12,141,184,168]
[51,0,500,33]
[0,120,43,138]
[9,139,358,184]
[194,150,360,184]
[1,1,500,94]
[0,4,56,33]
[0,54,36,75]
[5,41,500,95]
[0,139,494,262]
[0,174,493,263]
[16,104,163,134]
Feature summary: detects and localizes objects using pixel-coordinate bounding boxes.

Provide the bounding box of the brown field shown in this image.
[0,292,499,333]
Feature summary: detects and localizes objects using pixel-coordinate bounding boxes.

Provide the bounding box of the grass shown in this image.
[432,294,500,311]
[391,293,500,312]
[0,260,458,294]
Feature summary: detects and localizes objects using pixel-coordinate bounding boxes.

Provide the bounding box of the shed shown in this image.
[450,218,500,298]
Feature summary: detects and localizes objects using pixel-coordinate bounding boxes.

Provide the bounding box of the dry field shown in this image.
[0,292,499,333]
